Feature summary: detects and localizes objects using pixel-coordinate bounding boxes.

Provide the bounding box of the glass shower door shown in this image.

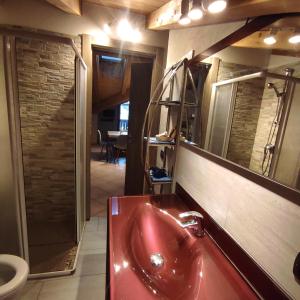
[205,83,236,157]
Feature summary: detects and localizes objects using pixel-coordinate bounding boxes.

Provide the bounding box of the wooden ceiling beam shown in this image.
[46,0,81,15]
[147,0,300,30]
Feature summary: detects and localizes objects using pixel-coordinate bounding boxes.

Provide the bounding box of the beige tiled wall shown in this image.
[175,146,300,299]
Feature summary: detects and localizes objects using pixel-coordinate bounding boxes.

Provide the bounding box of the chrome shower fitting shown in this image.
[267,82,283,98]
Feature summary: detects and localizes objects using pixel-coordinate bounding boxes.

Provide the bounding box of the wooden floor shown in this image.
[90,146,125,217]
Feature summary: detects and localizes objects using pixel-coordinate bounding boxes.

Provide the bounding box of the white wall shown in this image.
[166,21,244,67]
[166,23,300,299]
[0,0,169,49]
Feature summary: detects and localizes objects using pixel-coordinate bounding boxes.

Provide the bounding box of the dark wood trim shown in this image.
[189,13,300,66]
[92,44,156,59]
[175,183,291,300]
[181,141,300,206]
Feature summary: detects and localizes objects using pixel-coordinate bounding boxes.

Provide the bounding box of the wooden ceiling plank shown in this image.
[46,0,81,15]
[147,0,300,30]
[84,0,169,15]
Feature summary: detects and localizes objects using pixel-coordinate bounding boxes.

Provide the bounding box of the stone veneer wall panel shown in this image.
[227,77,265,167]
[16,37,78,224]
[216,61,264,167]
[249,62,300,176]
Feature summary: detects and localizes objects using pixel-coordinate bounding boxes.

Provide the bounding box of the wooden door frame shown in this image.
[82,36,165,219]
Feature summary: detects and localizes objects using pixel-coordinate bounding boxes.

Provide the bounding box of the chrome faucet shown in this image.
[179,211,205,237]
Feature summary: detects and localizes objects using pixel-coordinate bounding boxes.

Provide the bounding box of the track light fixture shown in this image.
[205,0,227,14]
[188,0,203,21]
[263,29,277,45]
[178,0,191,25]
[178,0,227,26]
[289,31,300,44]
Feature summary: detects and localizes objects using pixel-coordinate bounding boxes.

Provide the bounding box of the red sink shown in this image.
[109,195,258,300]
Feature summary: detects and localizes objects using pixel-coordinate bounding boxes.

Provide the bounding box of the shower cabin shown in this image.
[0,29,87,277]
[205,69,300,189]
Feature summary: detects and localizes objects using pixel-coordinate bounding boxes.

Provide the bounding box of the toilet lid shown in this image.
[0,255,29,297]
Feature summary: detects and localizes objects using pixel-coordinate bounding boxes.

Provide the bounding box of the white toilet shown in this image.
[0,255,29,300]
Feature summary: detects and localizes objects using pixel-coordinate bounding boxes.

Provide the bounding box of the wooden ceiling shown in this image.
[234,17,300,53]
[84,0,170,15]
[147,0,300,30]
[45,0,300,32]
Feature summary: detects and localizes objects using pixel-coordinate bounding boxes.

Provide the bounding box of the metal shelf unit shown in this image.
[141,58,200,194]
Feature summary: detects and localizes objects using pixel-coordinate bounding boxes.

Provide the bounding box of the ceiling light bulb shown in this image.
[178,16,191,25]
[131,29,142,43]
[264,36,277,45]
[289,34,300,44]
[188,8,203,20]
[208,0,227,13]
[117,19,132,40]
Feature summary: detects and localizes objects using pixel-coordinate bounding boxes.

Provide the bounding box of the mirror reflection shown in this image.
[184,16,300,190]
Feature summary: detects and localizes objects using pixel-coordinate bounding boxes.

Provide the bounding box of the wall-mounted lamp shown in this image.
[205,0,227,14]
[264,29,277,45]
[289,32,300,44]
[188,0,203,20]
[178,0,191,25]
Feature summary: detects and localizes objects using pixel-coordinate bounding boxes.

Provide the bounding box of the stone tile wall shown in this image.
[249,62,300,175]
[16,37,80,224]
[216,61,264,168]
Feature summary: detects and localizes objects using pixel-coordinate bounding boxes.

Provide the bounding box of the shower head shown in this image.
[267,82,282,98]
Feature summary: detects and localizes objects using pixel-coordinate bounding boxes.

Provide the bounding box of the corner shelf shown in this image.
[144,170,173,186]
[142,58,200,194]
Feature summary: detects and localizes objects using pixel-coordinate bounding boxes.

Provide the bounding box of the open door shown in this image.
[125,63,153,195]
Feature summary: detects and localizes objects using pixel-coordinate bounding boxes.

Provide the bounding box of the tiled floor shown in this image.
[21,146,125,299]
[21,216,107,300]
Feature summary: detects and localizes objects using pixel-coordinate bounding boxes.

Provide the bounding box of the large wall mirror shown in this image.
[182,16,300,192]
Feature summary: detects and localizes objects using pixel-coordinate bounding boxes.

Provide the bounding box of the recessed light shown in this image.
[264,36,277,45]
[207,0,227,13]
[289,34,300,44]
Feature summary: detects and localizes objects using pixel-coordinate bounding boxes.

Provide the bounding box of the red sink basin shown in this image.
[109,195,258,300]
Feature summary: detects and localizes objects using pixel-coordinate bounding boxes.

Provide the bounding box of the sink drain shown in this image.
[150,253,164,268]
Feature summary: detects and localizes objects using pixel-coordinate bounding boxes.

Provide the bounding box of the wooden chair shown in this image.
[98,130,108,161]
[113,135,128,163]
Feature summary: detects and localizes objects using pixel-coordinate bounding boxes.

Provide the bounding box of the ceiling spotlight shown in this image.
[264,35,277,45]
[188,0,203,20]
[178,0,191,26]
[289,34,300,44]
[117,19,132,40]
[263,29,277,45]
[207,0,227,13]
[131,29,142,43]
[179,15,191,25]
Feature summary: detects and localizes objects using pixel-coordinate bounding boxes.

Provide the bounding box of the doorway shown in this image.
[90,47,154,217]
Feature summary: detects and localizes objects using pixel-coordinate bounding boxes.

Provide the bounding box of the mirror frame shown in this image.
[183,13,300,207]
